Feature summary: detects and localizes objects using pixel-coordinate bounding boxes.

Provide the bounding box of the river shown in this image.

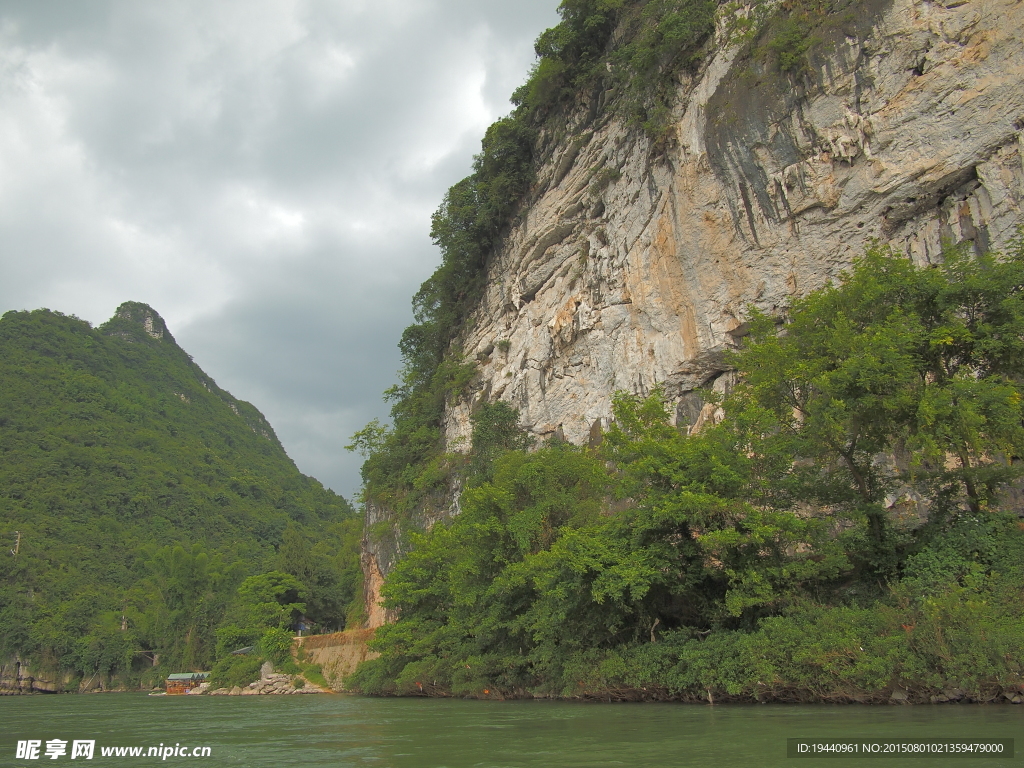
[1,694,1019,766]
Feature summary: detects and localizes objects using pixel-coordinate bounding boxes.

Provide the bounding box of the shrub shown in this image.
[257,628,294,667]
[300,663,329,689]
[208,654,262,689]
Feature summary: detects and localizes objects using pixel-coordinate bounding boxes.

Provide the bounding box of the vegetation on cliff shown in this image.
[352,0,860,523]
[350,242,1024,702]
[351,0,722,518]
[0,304,362,689]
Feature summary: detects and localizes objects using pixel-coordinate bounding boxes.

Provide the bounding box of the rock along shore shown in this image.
[205,661,330,696]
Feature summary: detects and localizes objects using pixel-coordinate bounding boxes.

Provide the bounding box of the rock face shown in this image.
[0,657,72,694]
[101,301,173,343]
[363,0,1024,624]
[361,513,393,629]
[445,0,1024,448]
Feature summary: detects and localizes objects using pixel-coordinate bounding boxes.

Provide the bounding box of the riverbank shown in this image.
[365,684,1024,706]
[206,661,329,696]
[0,629,373,696]
[7,626,1023,705]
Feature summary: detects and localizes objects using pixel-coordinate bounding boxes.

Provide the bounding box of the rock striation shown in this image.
[363,0,1024,624]
[446,0,1024,449]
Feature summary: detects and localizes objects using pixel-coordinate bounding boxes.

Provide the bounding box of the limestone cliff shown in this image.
[363,0,1024,624]
[0,657,72,694]
[449,0,1024,446]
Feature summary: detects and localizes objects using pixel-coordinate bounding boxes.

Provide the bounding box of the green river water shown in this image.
[1,694,1019,767]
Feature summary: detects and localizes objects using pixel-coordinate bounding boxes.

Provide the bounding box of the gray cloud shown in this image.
[0,0,560,497]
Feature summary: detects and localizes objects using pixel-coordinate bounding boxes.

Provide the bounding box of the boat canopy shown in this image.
[166,672,210,681]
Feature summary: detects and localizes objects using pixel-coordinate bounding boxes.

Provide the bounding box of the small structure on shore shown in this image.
[165,672,209,695]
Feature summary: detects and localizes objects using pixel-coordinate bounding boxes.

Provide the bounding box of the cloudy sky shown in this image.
[0,0,560,499]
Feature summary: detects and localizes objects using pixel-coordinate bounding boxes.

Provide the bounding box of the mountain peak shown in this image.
[101,301,175,344]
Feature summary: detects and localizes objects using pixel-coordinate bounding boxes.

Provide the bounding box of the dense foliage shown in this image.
[349,242,1024,701]
[516,0,717,137]
[0,304,362,689]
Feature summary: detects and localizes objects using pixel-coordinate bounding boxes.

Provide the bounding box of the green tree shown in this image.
[139,544,244,670]
[234,571,307,630]
[468,401,535,481]
[735,241,1024,541]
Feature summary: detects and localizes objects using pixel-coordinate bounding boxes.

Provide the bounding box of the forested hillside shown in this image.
[0,303,362,691]
[351,244,1024,703]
